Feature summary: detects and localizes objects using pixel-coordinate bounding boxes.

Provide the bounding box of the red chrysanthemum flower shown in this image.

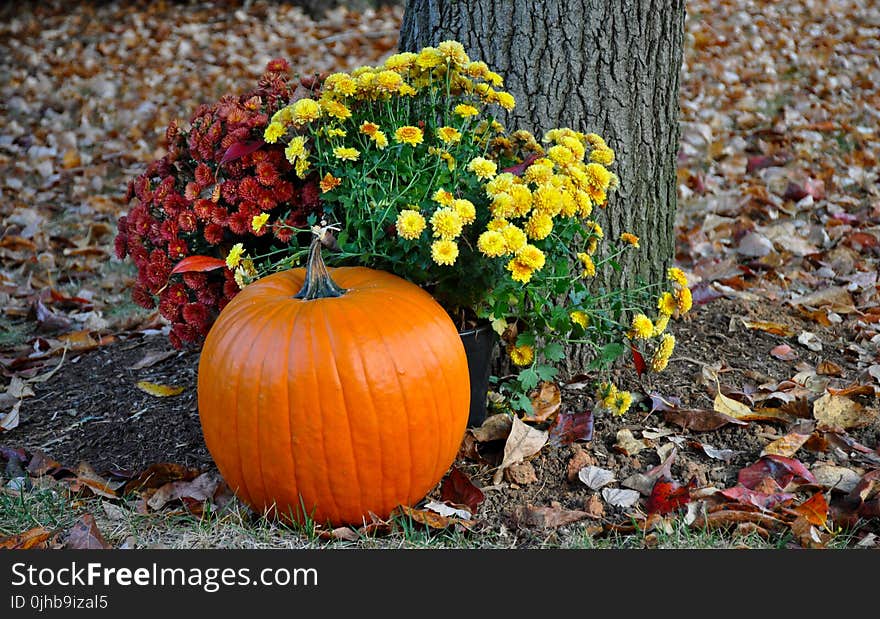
[182,302,211,331]
[227,211,251,235]
[167,238,188,260]
[195,162,214,188]
[266,57,290,73]
[158,283,188,322]
[131,285,155,309]
[204,223,225,245]
[255,161,280,187]
[177,211,197,233]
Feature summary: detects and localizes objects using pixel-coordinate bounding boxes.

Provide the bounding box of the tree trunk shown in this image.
[400,0,685,374]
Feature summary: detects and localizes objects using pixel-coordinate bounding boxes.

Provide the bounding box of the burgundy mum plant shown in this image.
[115,59,323,348]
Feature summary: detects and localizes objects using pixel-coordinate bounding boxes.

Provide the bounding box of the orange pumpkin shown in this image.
[197,236,470,525]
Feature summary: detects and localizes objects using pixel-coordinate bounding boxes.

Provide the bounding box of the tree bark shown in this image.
[400,0,685,374]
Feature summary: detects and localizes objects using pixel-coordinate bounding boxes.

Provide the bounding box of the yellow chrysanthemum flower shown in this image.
[620,232,640,248]
[531,184,563,217]
[431,239,459,266]
[485,173,515,197]
[586,220,604,239]
[454,104,479,118]
[675,286,693,314]
[430,208,464,240]
[502,224,527,254]
[325,72,357,96]
[284,136,307,164]
[516,244,546,270]
[524,160,554,185]
[294,157,311,179]
[524,212,553,240]
[630,314,654,340]
[225,243,245,269]
[291,98,321,125]
[575,190,593,218]
[509,183,533,217]
[477,230,507,258]
[657,292,677,316]
[506,257,534,283]
[584,162,612,191]
[321,99,352,120]
[263,121,285,144]
[375,70,403,92]
[394,125,424,146]
[452,199,476,225]
[437,126,462,144]
[653,313,670,336]
[570,311,590,329]
[416,47,444,69]
[560,135,586,161]
[590,146,615,166]
[651,333,676,372]
[667,267,688,287]
[384,52,416,72]
[487,218,508,232]
[467,156,497,180]
[490,192,515,219]
[612,390,633,416]
[333,146,360,162]
[508,344,534,366]
[372,131,389,149]
[494,91,516,110]
[432,188,454,207]
[577,252,596,278]
[548,144,575,166]
[438,40,469,65]
[251,213,269,233]
[396,210,426,240]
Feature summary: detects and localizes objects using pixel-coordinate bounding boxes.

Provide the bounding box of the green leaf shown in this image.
[519,368,539,391]
[535,364,558,381]
[543,342,565,362]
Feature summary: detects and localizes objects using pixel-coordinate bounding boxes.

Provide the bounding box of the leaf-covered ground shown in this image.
[1,0,879,548]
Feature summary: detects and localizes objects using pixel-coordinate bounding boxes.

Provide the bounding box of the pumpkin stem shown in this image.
[294,230,346,300]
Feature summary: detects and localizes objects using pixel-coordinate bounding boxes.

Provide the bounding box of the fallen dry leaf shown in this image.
[440,467,484,513]
[65,514,112,549]
[548,409,594,446]
[741,320,795,337]
[493,415,547,484]
[770,344,798,361]
[613,428,648,456]
[393,505,476,531]
[794,492,829,528]
[601,488,641,509]
[761,432,810,458]
[513,503,593,529]
[470,413,512,443]
[578,466,616,491]
[136,381,185,397]
[0,526,55,550]
[423,500,472,520]
[128,350,177,370]
[524,381,561,422]
[813,393,877,430]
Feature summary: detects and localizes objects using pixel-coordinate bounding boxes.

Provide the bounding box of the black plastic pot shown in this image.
[459,322,497,428]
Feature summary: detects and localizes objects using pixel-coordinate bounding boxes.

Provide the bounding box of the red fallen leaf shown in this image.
[502,153,540,176]
[738,455,816,491]
[646,477,694,515]
[719,485,795,510]
[548,409,594,446]
[770,344,798,361]
[782,182,808,202]
[219,140,264,166]
[170,255,227,275]
[440,467,485,514]
[631,344,646,377]
[794,492,829,528]
[746,154,790,174]
[48,288,93,308]
[65,514,112,549]
[846,232,879,249]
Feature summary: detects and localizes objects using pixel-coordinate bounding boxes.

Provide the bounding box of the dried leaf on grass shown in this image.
[513,502,594,529]
[440,467,484,513]
[65,514,112,549]
[0,526,56,550]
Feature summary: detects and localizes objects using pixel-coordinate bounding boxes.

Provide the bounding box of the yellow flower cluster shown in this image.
[597,382,633,416]
[461,128,617,283]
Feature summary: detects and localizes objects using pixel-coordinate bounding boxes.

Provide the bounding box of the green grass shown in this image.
[0,485,869,549]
